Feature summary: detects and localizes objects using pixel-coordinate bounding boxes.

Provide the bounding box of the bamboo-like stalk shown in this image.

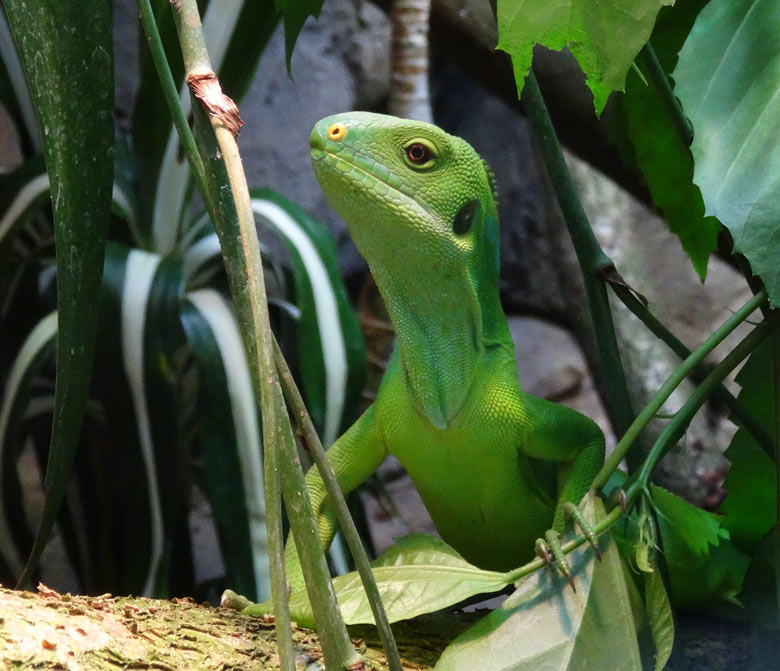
[136,0,209,230]
[521,70,637,463]
[168,2,361,669]
[273,336,403,671]
[592,289,769,491]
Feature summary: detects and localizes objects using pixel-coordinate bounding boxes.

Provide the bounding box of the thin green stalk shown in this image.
[638,43,693,147]
[169,3,362,669]
[610,282,773,456]
[136,0,210,224]
[592,289,768,492]
[273,337,403,671]
[629,315,776,497]
[521,70,637,459]
[772,325,780,623]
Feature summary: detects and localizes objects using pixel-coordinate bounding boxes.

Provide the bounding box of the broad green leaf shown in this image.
[496,0,673,114]
[252,191,366,446]
[435,494,641,670]
[720,340,776,550]
[272,534,511,629]
[4,0,113,586]
[652,485,750,608]
[609,0,719,280]
[274,0,324,72]
[673,0,780,306]
[182,289,270,602]
[0,311,56,578]
[651,484,723,557]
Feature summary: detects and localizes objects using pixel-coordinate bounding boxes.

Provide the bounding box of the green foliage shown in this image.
[0,2,365,603]
[652,485,750,609]
[674,0,780,306]
[496,0,673,114]
[720,340,777,550]
[607,0,720,280]
[273,0,325,72]
[2,0,114,585]
[268,534,512,629]
[436,495,642,670]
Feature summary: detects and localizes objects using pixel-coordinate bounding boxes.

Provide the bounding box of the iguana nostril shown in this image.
[327,122,347,141]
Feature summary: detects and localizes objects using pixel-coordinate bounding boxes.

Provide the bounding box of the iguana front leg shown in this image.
[518,393,605,586]
[284,404,387,593]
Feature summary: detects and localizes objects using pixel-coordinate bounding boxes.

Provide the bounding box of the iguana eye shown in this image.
[406,143,430,164]
[403,139,437,169]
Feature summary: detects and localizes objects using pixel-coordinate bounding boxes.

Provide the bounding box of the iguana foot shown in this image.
[534,501,601,592]
[562,501,601,561]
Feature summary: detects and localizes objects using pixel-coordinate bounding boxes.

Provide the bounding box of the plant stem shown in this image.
[136,0,209,223]
[592,289,768,492]
[638,43,693,147]
[629,315,776,498]
[611,282,772,454]
[273,337,403,671]
[521,70,637,458]
[170,2,361,669]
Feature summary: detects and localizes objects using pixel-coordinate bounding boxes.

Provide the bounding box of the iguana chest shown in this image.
[375,354,556,571]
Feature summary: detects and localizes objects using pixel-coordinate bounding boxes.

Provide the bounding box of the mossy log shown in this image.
[0,585,444,670]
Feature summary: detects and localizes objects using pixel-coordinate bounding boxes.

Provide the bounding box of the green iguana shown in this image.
[287,111,605,591]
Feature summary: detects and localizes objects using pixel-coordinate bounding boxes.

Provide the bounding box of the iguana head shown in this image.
[310,111,501,310]
[310,111,508,425]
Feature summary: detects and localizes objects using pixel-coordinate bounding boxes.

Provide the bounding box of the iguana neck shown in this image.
[367,234,510,429]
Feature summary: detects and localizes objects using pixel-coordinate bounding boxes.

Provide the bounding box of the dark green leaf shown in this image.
[652,485,750,608]
[251,190,366,446]
[435,494,642,670]
[673,0,780,305]
[0,311,56,580]
[181,289,269,602]
[651,484,723,557]
[720,340,776,550]
[4,0,114,586]
[274,0,323,72]
[496,0,674,114]
[608,0,720,280]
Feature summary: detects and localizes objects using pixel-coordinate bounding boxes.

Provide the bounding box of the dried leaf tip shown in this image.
[187,72,244,138]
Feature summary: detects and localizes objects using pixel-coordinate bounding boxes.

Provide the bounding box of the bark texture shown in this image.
[0,585,437,670]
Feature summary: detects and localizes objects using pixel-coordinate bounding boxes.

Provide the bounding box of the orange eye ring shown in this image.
[327,122,347,141]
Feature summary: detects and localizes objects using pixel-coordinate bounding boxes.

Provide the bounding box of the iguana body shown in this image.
[286,112,604,587]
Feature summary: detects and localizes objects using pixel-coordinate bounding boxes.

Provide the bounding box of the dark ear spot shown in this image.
[453,199,480,235]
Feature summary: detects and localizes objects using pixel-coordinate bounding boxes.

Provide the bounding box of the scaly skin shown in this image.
[284,112,605,590]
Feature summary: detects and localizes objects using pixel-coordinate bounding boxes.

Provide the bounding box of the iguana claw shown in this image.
[563,501,601,561]
[538,530,575,592]
[535,538,553,567]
